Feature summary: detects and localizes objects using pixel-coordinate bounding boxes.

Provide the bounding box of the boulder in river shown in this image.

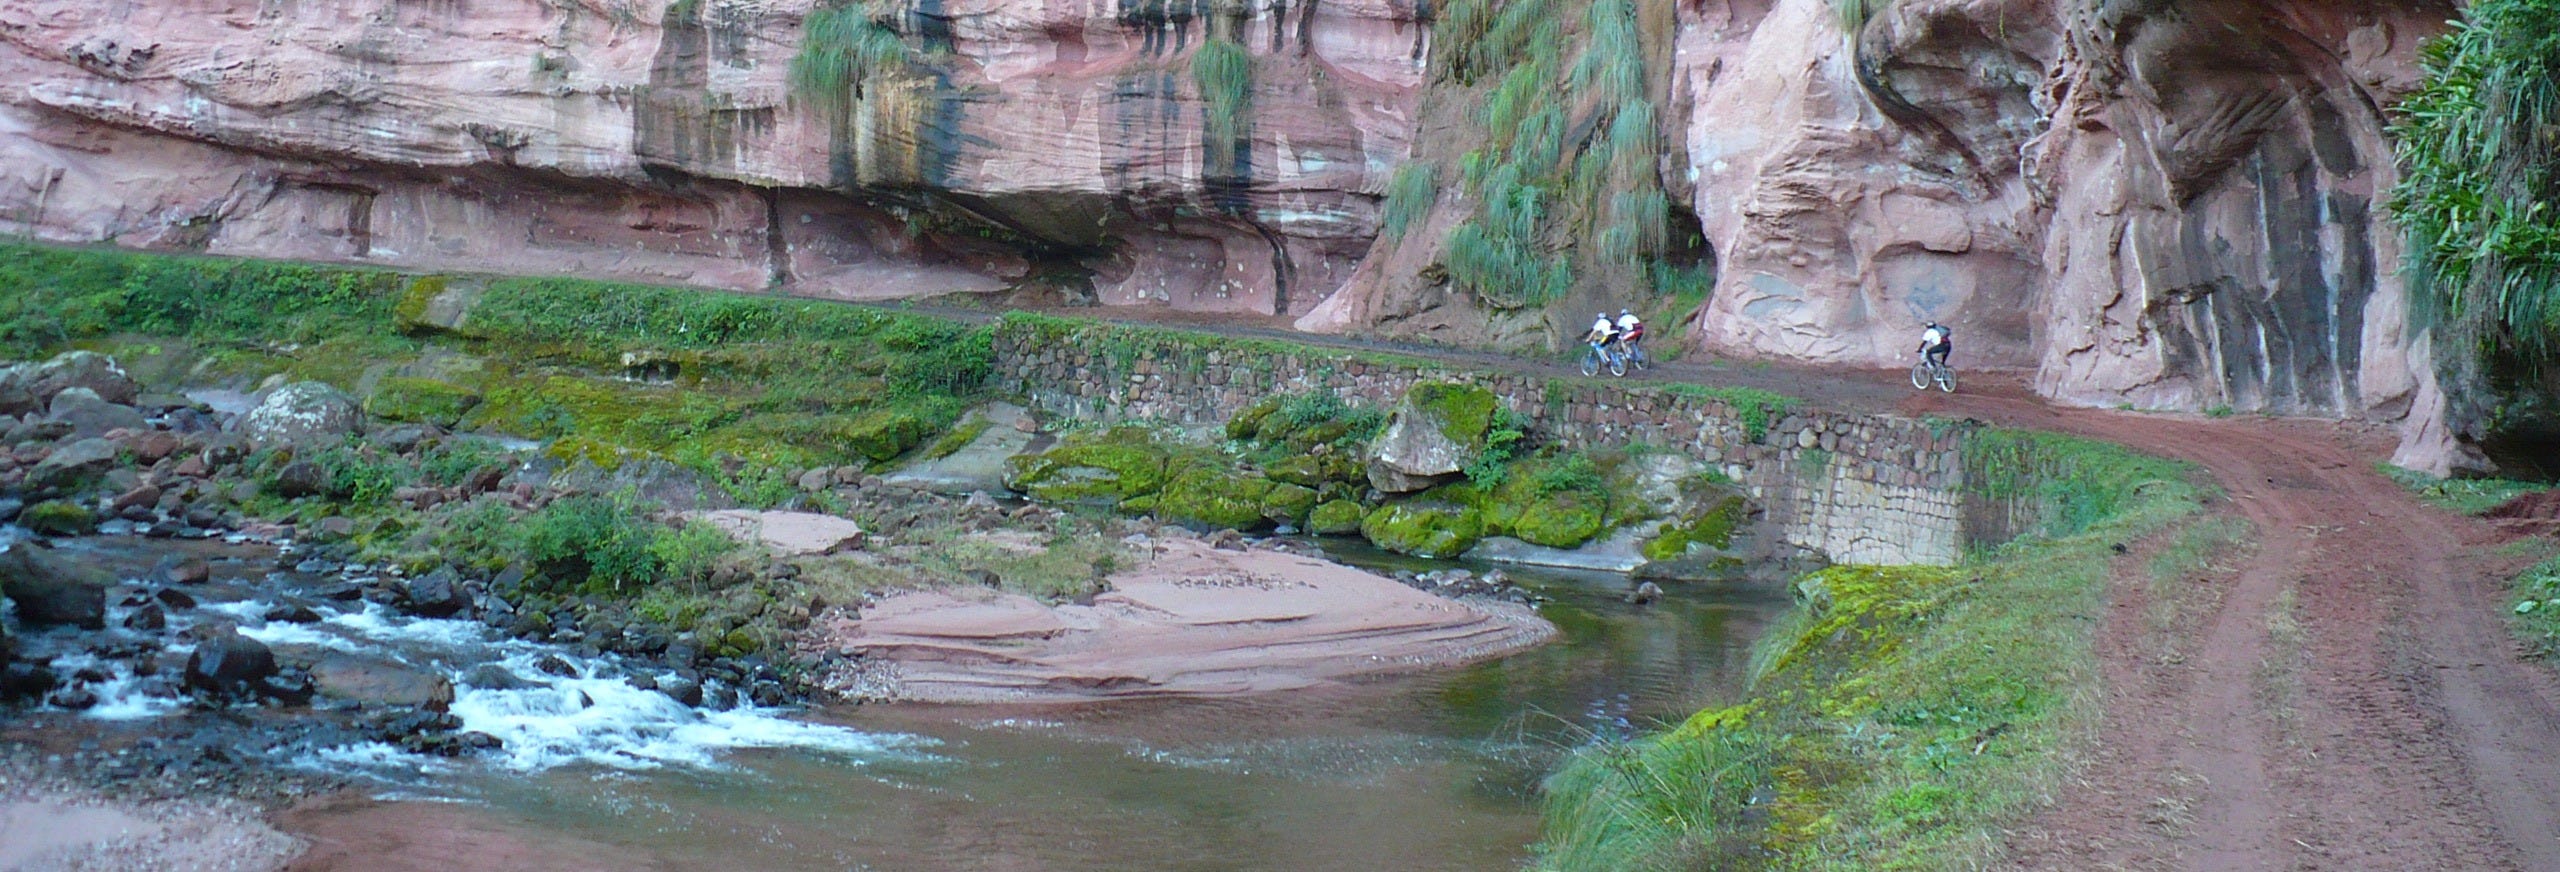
[235,382,362,448]
[156,554,212,585]
[25,437,122,494]
[403,567,472,618]
[184,630,278,697]
[0,541,110,628]
[1364,382,1499,494]
[312,654,457,712]
[28,351,139,407]
[45,387,146,438]
[0,661,56,702]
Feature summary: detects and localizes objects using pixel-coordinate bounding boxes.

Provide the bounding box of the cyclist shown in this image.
[1586,312,1619,352]
[1917,321,1951,372]
[1614,309,1645,362]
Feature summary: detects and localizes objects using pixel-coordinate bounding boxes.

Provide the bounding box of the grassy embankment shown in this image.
[2379,466,2560,665]
[1536,428,2207,870]
[0,241,1018,644]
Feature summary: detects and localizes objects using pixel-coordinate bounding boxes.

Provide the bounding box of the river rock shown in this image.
[1365,382,1498,494]
[270,460,327,498]
[0,365,35,416]
[30,352,139,407]
[25,436,121,493]
[658,676,704,707]
[156,555,212,585]
[403,568,472,618]
[44,686,99,710]
[0,541,110,628]
[184,630,278,696]
[311,654,457,712]
[235,382,362,448]
[125,601,168,631]
[263,603,322,623]
[46,388,146,438]
[0,661,56,702]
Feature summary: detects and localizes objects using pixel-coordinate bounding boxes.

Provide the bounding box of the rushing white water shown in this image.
[16,531,932,776]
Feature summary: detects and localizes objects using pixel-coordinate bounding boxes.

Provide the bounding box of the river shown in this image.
[7,530,1790,870]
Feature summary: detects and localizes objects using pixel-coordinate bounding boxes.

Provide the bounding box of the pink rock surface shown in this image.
[689,509,864,556]
[812,539,1554,703]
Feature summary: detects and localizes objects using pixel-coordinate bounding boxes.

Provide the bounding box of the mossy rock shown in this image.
[1510,491,1608,549]
[393,276,448,334]
[1266,452,1364,488]
[1259,482,1319,526]
[1642,492,1749,562]
[1308,500,1367,536]
[1227,397,1283,441]
[20,500,97,536]
[1361,500,1485,559]
[844,408,934,462]
[1155,465,1276,530]
[1285,418,1358,452]
[365,376,483,427]
[1003,427,1174,505]
[1409,381,1498,446]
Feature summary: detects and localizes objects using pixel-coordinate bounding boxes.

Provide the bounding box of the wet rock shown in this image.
[750,682,786,707]
[29,352,140,406]
[151,587,197,609]
[312,654,457,712]
[0,541,111,628]
[533,654,578,677]
[402,568,471,618]
[455,731,504,752]
[658,676,704,707]
[184,630,278,697]
[236,382,364,448]
[461,664,533,690]
[25,437,121,493]
[1624,581,1664,605]
[45,686,99,710]
[263,603,323,623]
[157,555,212,585]
[626,673,659,692]
[47,388,147,438]
[17,500,97,537]
[0,497,21,524]
[2,661,59,701]
[125,601,169,631]
[259,670,317,706]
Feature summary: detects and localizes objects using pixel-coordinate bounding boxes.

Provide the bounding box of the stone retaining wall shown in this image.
[990,318,1969,566]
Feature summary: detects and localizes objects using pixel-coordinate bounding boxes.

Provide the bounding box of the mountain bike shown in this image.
[1615,339,1650,373]
[1910,355,1956,392]
[1579,341,1627,377]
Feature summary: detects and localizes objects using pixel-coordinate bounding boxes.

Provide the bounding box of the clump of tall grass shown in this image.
[789,1,910,115]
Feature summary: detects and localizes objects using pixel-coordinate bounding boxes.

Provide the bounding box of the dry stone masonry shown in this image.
[992,320,1971,566]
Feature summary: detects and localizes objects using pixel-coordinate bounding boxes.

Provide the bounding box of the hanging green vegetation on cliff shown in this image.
[2389,0,2560,435]
[1422,0,1687,312]
[1192,38,1256,186]
[788,1,911,115]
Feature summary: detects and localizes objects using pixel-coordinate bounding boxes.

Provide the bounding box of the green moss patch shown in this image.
[1308,500,1367,535]
[365,376,483,427]
[19,500,97,536]
[1361,499,1486,558]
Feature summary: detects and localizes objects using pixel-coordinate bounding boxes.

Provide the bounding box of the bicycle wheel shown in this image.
[1911,360,1931,390]
[1607,351,1628,378]
[1935,365,1957,393]
[1579,349,1600,377]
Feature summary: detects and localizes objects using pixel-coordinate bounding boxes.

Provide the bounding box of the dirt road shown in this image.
[1892,382,2560,871]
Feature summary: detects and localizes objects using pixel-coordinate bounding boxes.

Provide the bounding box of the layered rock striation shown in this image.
[0,0,1423,312]
[0,0,2490,470]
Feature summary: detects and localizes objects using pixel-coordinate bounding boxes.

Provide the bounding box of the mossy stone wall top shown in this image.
[990,316,1971,565]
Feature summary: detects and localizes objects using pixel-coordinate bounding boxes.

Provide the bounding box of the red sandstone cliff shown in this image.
[0,0,2482,471]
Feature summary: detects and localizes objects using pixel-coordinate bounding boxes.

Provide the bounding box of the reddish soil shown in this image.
[1892,380,2560,871]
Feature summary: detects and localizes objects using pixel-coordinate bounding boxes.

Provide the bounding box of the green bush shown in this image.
[518,494,671,596]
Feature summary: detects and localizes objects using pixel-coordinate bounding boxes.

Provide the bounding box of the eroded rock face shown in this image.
[1670,0,2464,470]
[0,0,1422,317]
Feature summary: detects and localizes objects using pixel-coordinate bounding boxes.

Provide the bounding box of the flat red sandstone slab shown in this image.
[813,540,1553,703]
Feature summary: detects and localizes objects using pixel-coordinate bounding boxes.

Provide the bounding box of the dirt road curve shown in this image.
[974,305,2560,868]
[1895,383,2560,871]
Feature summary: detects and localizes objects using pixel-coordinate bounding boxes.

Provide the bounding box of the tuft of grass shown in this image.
[2377,462,2549,515]
[789,1,910,115]
[2511,553,2560,659]
[1381,163,1440,243]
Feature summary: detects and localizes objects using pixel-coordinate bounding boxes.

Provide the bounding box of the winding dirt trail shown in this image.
[1893,383,2560,871]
